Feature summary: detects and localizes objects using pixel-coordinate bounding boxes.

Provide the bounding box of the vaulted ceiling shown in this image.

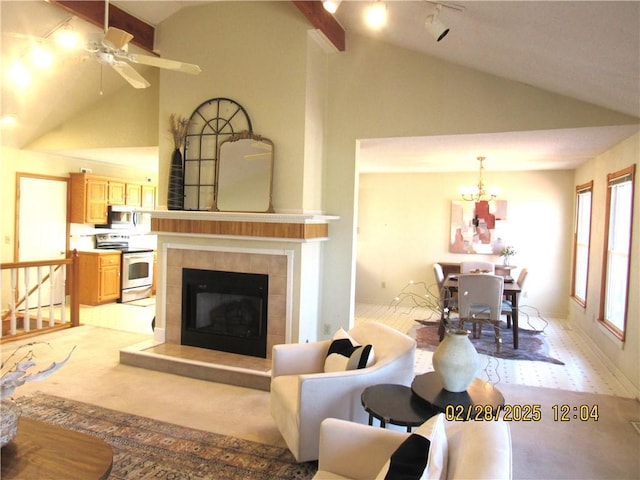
[1,1,638,172]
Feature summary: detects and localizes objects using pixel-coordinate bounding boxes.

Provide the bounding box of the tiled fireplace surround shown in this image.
[164,246,289,357]
[120,211,336,390]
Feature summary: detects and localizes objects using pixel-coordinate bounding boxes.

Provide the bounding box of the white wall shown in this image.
[356,170,574,317]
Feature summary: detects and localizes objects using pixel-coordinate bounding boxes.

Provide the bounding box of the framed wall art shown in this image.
[450,199,508,254]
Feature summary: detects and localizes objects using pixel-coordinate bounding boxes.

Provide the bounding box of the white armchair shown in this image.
[314,416,512,479]
[270,321,416,462]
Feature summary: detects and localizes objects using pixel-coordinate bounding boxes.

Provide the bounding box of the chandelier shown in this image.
[460,157,498,202]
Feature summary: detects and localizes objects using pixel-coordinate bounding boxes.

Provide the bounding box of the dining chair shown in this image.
[433,263,457,312]
[457,274,505,351]
[502,268,528,328]
[460,261,495,274]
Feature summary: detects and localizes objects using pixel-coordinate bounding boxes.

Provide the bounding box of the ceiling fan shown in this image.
[85,25,201,89]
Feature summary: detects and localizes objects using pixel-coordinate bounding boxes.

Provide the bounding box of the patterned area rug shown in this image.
[14,393,317,480]
[414,321,564,365]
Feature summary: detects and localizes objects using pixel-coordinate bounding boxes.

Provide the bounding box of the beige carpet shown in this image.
[4,325,639,479]
[498,383,639,479]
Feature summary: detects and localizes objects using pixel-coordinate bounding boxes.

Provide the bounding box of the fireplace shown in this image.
[181,268,269,358]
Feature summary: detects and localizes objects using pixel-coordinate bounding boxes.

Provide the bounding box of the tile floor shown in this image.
[77,298,635,399]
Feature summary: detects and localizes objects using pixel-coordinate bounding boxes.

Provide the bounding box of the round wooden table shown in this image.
[361,384,437,431]
[1,417,113,480]
[411,372,504,417]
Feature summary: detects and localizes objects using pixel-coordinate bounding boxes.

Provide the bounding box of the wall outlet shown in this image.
[381,281,386,289]
[323,324,331,335]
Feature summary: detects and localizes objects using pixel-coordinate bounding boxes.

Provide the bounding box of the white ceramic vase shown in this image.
[432,329,479,392]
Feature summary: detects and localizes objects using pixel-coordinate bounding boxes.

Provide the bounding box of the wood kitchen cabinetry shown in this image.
[108,181,126,205]
[126,183,142,206]
[70,173,156,224]
[78,251,121,305]
[141,185,156,209]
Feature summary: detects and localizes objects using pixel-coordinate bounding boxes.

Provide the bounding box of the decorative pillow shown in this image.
[376,413,448,480]
[324,328,375,372]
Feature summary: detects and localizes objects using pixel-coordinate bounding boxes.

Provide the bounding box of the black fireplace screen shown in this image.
[182,268,268,358]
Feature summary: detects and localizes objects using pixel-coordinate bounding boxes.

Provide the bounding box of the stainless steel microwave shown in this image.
[104,205,137,229]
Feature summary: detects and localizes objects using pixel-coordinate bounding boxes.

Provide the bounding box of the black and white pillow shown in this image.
[324,328,375,372]
[376,413,448,480]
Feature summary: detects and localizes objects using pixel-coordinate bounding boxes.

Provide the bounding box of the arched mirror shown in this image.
[213,131,274,212]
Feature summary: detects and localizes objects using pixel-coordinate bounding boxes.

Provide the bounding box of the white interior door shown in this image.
[18,175,68,306]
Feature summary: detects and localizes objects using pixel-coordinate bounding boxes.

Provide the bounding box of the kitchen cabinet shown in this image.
[70,173,109,224]
[125,183,142,207]
[70,173,156,224]
[78,251,121,305]
[141,185,156,209]
[108,181,126,205]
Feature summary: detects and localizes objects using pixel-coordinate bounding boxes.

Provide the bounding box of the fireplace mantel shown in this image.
[149,211,339,242]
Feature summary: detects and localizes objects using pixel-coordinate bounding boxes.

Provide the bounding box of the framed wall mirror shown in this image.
[213,131,274,212]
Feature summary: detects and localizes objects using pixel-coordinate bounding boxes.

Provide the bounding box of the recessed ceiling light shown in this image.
[8,62,31,89]
[54,25,80,49]
[30,45,54,69]
[1,114,18,126]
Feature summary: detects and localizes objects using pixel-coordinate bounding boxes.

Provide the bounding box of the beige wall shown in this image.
[570,132,639,393]
[27,70,159,150]
[155,2,313,212]
[321,31,637,336]
[356,170,574,317]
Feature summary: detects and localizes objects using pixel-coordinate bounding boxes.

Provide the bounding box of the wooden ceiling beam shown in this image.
[49,0,155,53]
[292,1,345,52]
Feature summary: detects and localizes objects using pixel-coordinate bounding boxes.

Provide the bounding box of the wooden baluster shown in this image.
[49,265,56,326]
[60,264,67,325]
[36,266,43,330]
[9,269,17,335]
[23,268,30,332]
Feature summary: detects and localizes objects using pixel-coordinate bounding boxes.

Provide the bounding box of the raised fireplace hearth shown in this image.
[181,268,268,358]
[119,211,339,391]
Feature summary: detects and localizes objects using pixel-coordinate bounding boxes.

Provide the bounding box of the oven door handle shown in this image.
[124,252,153,260]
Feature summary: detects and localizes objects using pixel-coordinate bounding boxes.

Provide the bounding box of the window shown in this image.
[571,182,593,306]
[599,165,635,340]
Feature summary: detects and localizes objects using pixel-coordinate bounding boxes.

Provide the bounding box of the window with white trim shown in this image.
[599,165,635,340]
[571,182,592,306]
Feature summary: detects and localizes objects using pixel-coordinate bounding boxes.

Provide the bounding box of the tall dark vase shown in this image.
[168,148,184,210]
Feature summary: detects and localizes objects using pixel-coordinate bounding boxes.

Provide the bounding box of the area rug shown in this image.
[414,321,564,365]
[14,393,317,480]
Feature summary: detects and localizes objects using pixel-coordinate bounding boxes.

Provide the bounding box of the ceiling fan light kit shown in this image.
[3,2,201,93]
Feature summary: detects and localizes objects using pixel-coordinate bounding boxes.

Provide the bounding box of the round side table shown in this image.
[411,372,504,417]
[361,384,436,432]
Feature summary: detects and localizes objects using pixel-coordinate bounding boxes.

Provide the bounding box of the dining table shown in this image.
[441,274,522,349]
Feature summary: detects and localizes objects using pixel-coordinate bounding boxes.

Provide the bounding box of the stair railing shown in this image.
[0,250,79,340]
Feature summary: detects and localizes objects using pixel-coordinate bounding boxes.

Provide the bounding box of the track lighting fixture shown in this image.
[425,4,449,42]
[365,1,388,30]
[322,0,342,14]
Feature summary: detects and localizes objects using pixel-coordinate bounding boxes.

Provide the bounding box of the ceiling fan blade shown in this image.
[103,27,133,50]
[111,61,150,89]
[128,53,202,75]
